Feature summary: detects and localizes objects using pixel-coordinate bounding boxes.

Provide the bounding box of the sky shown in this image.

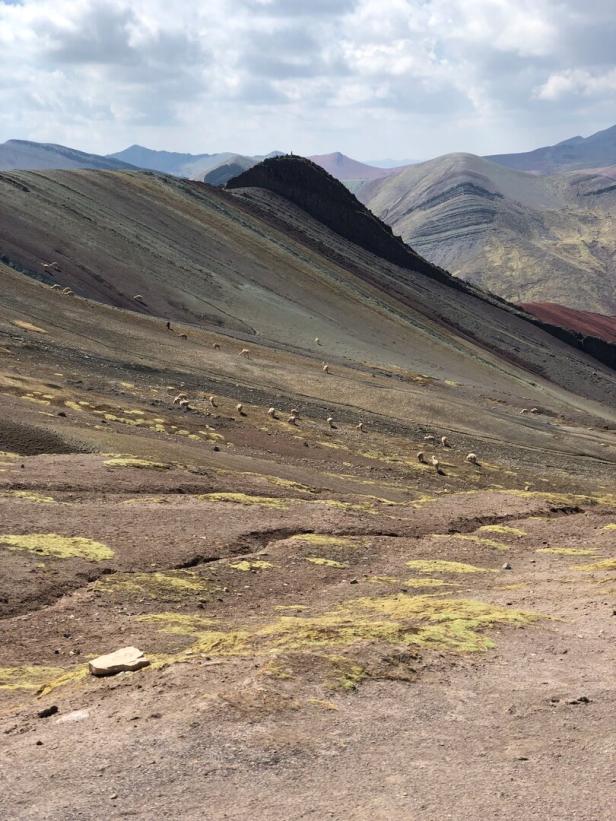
[1,0,615,161]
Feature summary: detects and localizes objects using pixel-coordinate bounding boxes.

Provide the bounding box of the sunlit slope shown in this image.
[0,165,613,411]
[359,152,616,314]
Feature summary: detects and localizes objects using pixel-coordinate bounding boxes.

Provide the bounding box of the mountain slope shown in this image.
[1,161,615,821]
[108,144,283,181]
[107,144,215,175]
[0,159,613,396]
[359,152,616,314]
[521,302,616,343]
[487,123,616,174]
[0,139,139,172]
[308,152,402,182]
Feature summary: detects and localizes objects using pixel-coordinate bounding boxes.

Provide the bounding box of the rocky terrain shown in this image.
[359,152,616,315]
[0,158,614,819]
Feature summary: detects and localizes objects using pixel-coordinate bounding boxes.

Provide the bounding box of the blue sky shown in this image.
[1,0,615,159]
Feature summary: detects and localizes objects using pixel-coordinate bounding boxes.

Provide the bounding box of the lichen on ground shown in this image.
[200,493,289,509]
[228,560,273,571]
[103,457,171,470]
[406,560,494,574]
[286,534,359,548]
[94,570,215,600]
[141,593,540,678]
[574,558,616,572]
[4,490,55,504]
[478,525,526,537]
[306,557,348,568]
[537,547,597,556]
[0,665,64,691]
[0,533,114,560]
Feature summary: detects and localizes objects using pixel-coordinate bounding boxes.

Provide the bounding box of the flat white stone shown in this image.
[55,709,90,724]
[89,646,150,677]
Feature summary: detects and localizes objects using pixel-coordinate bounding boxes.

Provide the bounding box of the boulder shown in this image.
[89,646,150,677]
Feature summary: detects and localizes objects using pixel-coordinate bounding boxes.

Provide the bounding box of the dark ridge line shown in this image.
[227,155,616,371]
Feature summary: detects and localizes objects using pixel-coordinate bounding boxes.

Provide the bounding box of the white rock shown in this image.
[56,709,90,724]
[89,646,150,677]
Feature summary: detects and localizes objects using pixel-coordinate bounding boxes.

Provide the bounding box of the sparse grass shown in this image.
[287,534,358,548]
[0,533,114,560]
[453,534,511,551]
[103,457,171,470]
[478,525,526,537]
[37,666,89,696]
[537,547,597,556]
[306,557,348,568]
[406,560,494,574]
[94,571,215,600]
[574,558,616,572]
[228,560,273,571]
[12,320,47,334]
[5,490,55,504]
[141,594,540,681]
[403,578,453,588]
[201,493,289,509]
[0,665,64,691]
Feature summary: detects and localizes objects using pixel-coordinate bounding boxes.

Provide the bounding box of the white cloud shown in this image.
[536,68,616,100]
[0,0,615,158]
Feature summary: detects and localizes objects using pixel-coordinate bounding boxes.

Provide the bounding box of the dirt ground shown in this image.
[0,283,615,819]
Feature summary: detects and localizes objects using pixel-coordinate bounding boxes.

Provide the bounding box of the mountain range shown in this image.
[486,123,616,174]
[3,125,616,319]
[358,152,616,315]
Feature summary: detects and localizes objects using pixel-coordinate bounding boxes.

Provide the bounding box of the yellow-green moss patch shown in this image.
[306,557,348,568]
[574,558,616,572]
[229,560,273,571]
[37,666,89,697]
[201,493,289,509]
[138,593,540,687]
[0,533,114,560]
[94,571,214,600]
[5,490,55,504]
[537,547,597,556]
[478,525,526,537]
[103,457,171,470]
[602,524,616,531]
[406,560,494,574]
[403,578,453,588]
[12,320,47,334]
[0,665,64,691]
[287,534,358,548]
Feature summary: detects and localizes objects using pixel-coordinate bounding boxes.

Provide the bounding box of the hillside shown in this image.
[109,144,283,181]
[521,302,616,342]
[487,123,616,174]
[107,144,215,175]
[1,158,615,819]
[308,151,401,182]
[0,139,138,172]
[359,152,616,314]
